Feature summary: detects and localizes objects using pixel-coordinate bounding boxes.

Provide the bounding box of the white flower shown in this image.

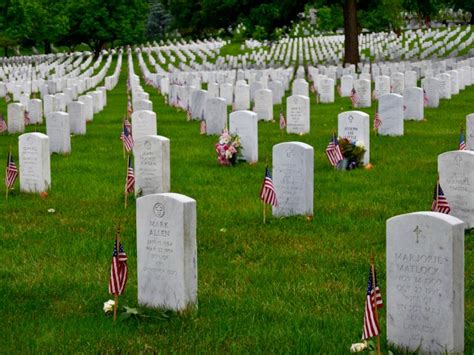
[103,299,115,313]
[350,341,368,352]
[48,208,55,213]
[355,140,365,149]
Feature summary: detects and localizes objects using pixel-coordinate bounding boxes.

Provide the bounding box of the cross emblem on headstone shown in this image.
[454,154,462,166]
[413,226,422,243]
[348,115,353,123]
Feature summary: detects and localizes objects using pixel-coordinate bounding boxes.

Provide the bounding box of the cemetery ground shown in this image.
[1,58,473,352]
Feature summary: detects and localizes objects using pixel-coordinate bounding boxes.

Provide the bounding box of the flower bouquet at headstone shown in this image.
[337,138,366,170]
[214,129,242,166]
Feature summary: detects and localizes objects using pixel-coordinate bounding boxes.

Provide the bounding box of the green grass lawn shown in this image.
[0,56,473,352]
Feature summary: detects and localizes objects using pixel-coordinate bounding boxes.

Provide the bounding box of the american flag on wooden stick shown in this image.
[24,110,31,125]
[125,156,135,194]
[374,108,382,132]
[325,133,344,167]
[120,120,134,152]
[279,110,286,130]
[362,266,383,340]
[127,96,133,118]
[423,89,429,107]
[186,105,192,121]
[5,151,18,189]
[200,120,206,135]
[260,166,278,207]
[459,127,466,150]
[5,94,11,103]
[431,180,451,214]
[350,88,359,107]
[0,114,7,133]
[108,237,128,295]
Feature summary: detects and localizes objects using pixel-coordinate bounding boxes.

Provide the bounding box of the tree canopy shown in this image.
[0,0,472,57]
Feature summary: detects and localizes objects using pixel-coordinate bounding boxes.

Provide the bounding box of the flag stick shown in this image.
[113,228,121,321]
[263,203,266,224]
[114,294,119,321]
[370,255,381,355]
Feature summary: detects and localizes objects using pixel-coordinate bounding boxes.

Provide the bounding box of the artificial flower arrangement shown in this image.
[337,138,366,170]
[215,129,242,165]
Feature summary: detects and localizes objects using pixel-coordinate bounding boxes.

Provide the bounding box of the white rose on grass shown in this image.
[103,299,115,313]
[350,341,368,352]
[355,140,365,149]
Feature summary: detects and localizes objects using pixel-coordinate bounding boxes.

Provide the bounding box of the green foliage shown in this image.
[145,0,173,41]
[164,0,306,40]
[315,5,344,32]
[6,0,69,51]
[64,0,148,53]
[358,0,404,32]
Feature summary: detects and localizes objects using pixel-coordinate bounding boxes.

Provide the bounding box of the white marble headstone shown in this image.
[438,150,474,228]
[28,99,43,124]
[422,77,440,108]
[403,87,423,121]
[286,95,310,135]
[136,193,197,311]
[134,135,170,196]
[272,142,313,217]
[19,132,51,193]
[338,111,370,164]
[229,110,258,163]
[132,110,157,141]
[386,212,464,353]
[253,89,273,121]
[378,94,404,136]
[67,101,86,135]
[204,97,227,135]
[7,103,25,134]
[46,112,71,154]
[466,113,474,150]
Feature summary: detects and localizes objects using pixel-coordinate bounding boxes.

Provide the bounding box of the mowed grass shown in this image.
[0,56,473,352]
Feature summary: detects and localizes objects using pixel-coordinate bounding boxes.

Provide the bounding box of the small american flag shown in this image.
[0,114,7,133]
[260,166,278,207]
[125,156,135,194]
[459,128,466,150]
[423,89,429,107]
[120,121,134,152]
[200,120,206,135]
[24,110,31,125]
[362,266,383,340]
[5,94,11,103]
[176,95,182,108]
[108,237,128,295]
[186,106,192,121]
[127,96,133,118]
[431,180,451,214]
[310,83,316,93]
[325,133,344,167]
[350,88,359,107]
[279,110,286,130]
[5,152,19,189]
[374,108,382,131]
[126,77,131,94]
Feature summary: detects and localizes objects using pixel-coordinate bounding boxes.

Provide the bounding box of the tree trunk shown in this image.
[93,40,105,58]
[343,0,359,65]
[44,40,51,54]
